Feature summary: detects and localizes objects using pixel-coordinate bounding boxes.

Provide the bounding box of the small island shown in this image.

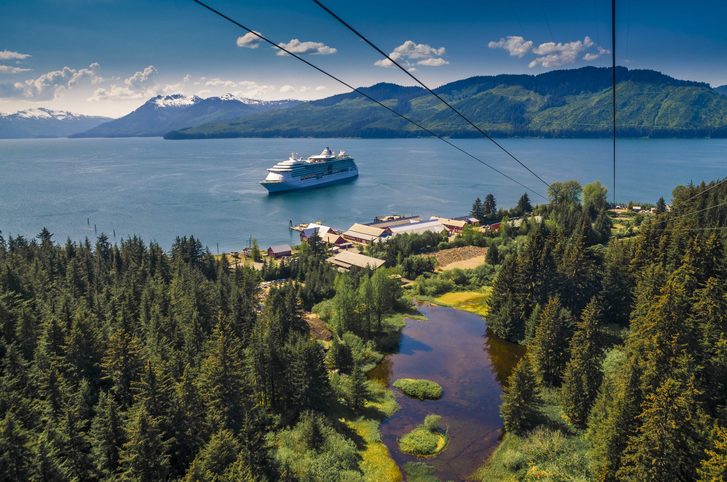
[399,414,448,457]
[393,378,444,400]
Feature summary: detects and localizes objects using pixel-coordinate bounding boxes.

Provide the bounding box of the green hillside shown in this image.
[166,67,727,139]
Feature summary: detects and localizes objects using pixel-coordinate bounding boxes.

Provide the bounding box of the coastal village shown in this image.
[225,202,658,274]
[231,213,494,273]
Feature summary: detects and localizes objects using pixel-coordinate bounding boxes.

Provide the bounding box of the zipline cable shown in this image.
[189,0,547,200]
[312,0,552,190]
[611,0,617,206]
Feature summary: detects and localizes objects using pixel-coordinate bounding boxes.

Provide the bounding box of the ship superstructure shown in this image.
[261,147,358,193]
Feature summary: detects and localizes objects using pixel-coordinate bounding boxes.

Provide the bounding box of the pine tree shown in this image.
[63,306,101,383]
[284,335,330,415]
[485,243,500,265]
[487,255,526,341]
[586,363,644,481]
[0,411,31,482]
[185,429,241,481]
[560,298,603,427]
[325,336,354,374]
[349,362,368,411]
[101,328,142,408]
[656,196,667,213]
[697,424,727,482]
[500,357,541,434]
[483,193,497,220]
[599,240,634,326]
[90,390,124,479]
[199,322,248,433]
[119,405,170,482]
[529,296,574,386]
[31,428,64,482]
[471,197,484,221]
[617,375,707,481]
[515,192,533,215]
[558,217,599,313]
[57,381,95,481]
[170,367,208,476]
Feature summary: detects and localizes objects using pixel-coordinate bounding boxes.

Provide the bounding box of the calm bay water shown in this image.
[1,137,724,251]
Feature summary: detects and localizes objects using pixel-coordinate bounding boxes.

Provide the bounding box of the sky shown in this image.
[1,0,726,118]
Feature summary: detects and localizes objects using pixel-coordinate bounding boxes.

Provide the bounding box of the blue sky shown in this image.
[1,0,726,117]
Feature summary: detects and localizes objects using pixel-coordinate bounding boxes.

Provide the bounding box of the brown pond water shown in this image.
[369,304,525,481]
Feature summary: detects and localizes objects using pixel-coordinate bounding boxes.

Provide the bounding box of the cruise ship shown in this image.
[260,147,358,193]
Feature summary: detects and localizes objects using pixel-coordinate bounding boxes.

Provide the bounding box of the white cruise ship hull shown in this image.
[261,169,358,193]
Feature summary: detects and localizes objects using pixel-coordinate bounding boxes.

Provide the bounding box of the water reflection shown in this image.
[373,304,525,481]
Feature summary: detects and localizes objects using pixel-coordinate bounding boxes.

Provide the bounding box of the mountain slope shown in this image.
[716,85,727,96]
[72,94,301,138]
[165,67,727,139]
[0,108,111,139]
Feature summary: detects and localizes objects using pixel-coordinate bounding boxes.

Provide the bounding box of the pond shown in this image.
[369,304,525,481]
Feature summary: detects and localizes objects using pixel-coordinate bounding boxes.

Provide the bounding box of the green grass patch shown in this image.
[398,414,448,457]
[473,387,591,481]
[333,380,403,481]
[393,378,443,400]
[433,288,492,317]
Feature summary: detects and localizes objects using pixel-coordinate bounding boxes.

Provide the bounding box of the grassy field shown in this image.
[433,288,492,317]
[393,378,443,400]
[472,388,591,481]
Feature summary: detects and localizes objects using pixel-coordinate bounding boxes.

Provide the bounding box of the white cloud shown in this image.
[276,38,337,56]
[236,31,262,49]
[374,40,448,68]
[583,47,610,62]
[487,36,533,58]
[0,50,31,60]
[488,34,609,69]
[417,57,448,67]
[124,65,156,90]
[0,65,31,74]
[279,85,295,93]
[88,65,156,101]
[315,85,326,92]
[528,37,594,68]
[0,62,101,100]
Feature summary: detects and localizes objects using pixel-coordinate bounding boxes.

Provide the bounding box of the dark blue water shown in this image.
[369,305,525,481]
[1,137,724,251]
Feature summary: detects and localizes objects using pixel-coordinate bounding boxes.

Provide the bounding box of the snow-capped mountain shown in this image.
[151,94,202,108]
[73,94,301,138]
[0,108,111,139]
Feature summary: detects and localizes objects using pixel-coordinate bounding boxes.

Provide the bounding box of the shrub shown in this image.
[393,378,443,400]
[400,255,436,279]
[398,414,447,456]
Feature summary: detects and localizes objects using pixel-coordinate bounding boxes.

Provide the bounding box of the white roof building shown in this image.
[389,219,447,237]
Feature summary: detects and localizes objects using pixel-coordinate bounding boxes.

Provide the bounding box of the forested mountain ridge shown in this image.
[165,67,727,139]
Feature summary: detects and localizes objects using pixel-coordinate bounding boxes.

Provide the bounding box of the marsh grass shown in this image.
[433,288,492,317]
[473,387,591,481]
[393,378,443,400]
[335,379,403,481]
[398,414,448,457]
